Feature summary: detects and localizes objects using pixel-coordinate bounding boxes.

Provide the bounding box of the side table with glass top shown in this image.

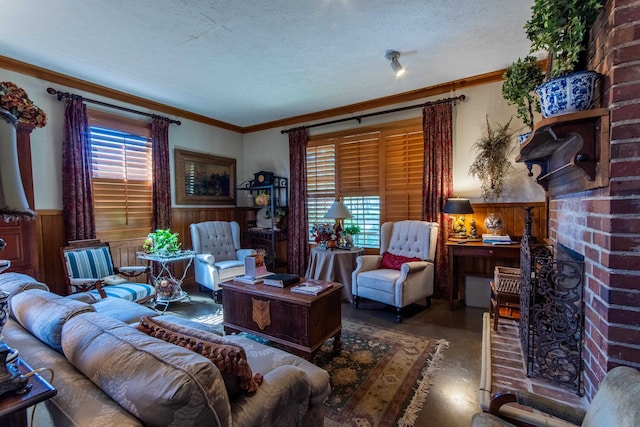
[136,250,195,313]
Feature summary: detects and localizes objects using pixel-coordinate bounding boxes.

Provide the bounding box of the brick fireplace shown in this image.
[548,0,640,399]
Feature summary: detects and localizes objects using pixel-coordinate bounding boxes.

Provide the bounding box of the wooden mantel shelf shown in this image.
[516,108,610,196]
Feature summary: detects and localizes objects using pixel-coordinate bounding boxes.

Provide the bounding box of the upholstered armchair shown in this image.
[190,221,256,302]
[352,220,439,322]
[61,239,155,303]
[471,366,640,427]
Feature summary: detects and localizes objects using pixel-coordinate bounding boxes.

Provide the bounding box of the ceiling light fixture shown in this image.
[385,50,405,77]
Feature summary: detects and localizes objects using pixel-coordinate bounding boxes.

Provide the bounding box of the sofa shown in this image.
[0,272,331,426]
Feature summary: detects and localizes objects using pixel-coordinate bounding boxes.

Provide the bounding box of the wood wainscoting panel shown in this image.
[36,210,66,295]
[470,202,547,242]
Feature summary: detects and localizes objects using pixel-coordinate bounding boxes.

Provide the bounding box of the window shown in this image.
[88,110,153,241]
[306,118,424,248]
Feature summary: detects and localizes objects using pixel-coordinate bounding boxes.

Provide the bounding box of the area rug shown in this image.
[319,319,449,427]
[182,302,449,427]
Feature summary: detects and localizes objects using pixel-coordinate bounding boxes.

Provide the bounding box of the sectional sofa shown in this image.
[0,272,330,426]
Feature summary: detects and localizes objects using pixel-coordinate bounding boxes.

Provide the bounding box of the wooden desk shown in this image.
[447,241,520,310]
[221,279,343,361]
[0,358,56,427]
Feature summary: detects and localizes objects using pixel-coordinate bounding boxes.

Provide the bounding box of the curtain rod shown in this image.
[281,94,465,134]
[46,87,182,125]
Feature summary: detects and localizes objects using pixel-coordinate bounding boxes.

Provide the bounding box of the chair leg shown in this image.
[396,307,403,323]
[425,296,432,308]
[353,295,359,309]
[213,290,222,304]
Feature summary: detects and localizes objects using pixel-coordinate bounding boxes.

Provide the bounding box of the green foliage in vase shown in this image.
[468,118,516,201]
[343,225,361,236]
[143,229,181,256]
[502,56,545,130]
[525,0,604,79]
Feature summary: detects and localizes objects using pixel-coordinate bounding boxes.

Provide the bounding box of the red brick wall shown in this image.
[548,0,640,399]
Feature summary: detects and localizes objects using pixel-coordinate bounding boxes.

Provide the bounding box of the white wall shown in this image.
[243,82,545,204]
[3,67,545,210]
[0,69,244,210]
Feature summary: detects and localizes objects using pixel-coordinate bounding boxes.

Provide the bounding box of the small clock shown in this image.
[253,171,274,185]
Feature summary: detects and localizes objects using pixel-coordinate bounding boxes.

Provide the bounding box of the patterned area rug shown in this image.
[316,319,448,427]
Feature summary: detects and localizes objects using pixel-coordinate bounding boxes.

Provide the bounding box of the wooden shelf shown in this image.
[516,109,610,196]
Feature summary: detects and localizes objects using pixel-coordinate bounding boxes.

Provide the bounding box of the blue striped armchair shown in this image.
[61,240,155,303]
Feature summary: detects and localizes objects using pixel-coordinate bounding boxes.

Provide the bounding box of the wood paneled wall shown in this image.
[35,207,236,295]
[468,202,548,242]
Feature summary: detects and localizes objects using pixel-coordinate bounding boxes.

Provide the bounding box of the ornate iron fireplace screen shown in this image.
[520,207,585,395]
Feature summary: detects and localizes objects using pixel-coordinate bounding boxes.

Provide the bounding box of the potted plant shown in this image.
[342,225,361,248]
[143,229,181,256]
[524,0,604,117]
[501,56,545,141]
[468,117,516,200]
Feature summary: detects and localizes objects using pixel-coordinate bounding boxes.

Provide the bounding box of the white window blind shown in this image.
[88,111,152,241]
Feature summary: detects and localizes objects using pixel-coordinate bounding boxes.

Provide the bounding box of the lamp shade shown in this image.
[443,198,474,215]
[0,110,34,222]
[324,200,351,220]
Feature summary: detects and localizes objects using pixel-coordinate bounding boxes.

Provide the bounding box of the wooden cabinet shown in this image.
[517,109,610,196]
[236,177,288,272]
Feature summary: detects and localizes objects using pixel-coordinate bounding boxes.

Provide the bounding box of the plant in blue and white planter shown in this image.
[536,70,599,117]
[524,0,604,117]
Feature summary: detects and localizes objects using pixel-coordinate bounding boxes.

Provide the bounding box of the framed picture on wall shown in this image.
[175,148,236,205]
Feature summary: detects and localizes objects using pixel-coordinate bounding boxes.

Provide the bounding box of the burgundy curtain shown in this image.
[62,96,95,242]
[151,116,171,231]
[422,103,454,298]
[287,128,309,277]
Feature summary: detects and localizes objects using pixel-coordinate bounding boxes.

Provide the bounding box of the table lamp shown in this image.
[324,200,351,244]
[443,198,474,239]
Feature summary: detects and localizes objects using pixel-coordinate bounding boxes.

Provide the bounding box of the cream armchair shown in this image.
[352,220,439,322]
[190,221,256,302]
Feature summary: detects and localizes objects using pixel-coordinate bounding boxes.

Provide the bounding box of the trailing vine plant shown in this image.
[468,117,516,200]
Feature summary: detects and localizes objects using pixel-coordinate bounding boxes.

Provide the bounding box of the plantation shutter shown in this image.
[88,110,153,241]
[382,124,424,221]
[306,143,336,226]
[337,132,380,197]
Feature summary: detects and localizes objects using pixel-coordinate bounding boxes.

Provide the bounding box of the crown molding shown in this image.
[1,55,506,134]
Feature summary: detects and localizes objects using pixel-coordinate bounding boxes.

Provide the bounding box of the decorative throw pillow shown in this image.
[137,316,263,398]
[379,252,422,270]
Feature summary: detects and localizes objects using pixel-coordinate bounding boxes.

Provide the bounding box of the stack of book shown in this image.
[482,234,515,245]
[290,279,333,295]
[234,273,272,285]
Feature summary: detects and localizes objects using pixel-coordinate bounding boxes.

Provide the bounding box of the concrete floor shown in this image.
[171,283,487,427]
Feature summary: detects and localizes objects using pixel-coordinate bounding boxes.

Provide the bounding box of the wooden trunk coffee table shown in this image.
[220,279,343,361]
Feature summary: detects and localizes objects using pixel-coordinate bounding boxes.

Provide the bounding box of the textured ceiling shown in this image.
[0,0,534,128]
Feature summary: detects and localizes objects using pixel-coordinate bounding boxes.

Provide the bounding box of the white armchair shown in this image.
[190,221,256,302]
[352,220,439,322]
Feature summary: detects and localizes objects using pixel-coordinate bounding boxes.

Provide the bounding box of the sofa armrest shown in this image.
[488,390,585,426]
[68,278,107,298]
[196,253,216,265]
[233,365,311,426]
[400,260,428,274]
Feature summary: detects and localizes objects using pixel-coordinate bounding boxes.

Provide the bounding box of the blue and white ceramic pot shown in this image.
[536,70,599,118]
[517,132,532,144]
